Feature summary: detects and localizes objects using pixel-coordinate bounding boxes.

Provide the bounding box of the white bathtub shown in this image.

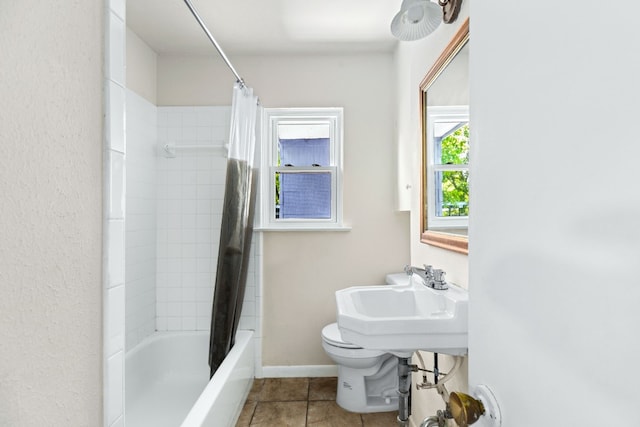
[125,330,254,427]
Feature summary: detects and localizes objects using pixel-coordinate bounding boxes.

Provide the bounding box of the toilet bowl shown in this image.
[321,323,398,413]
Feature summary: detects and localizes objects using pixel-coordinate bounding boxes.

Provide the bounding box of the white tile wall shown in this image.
[248,232,263,378]
[125,90,158,350]
[109,0,125,21]
[114,101,262,421]
[105,285,125,358]
[107,82,125,153]
[109,151,125,218]
[157,107,225,331]
[104,2,126,426]
[106,350,124,426]
[237,237,259,331]
[107,12,125,87]
[156,106,258,333]
[106,219,125,288]
[107,2,260,424]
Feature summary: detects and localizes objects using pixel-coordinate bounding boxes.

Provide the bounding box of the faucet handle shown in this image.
[432,269,449,290]
[423,265,434,277]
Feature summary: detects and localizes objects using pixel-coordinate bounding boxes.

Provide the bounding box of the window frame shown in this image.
[259,107,346,231]
[425,105,470,230]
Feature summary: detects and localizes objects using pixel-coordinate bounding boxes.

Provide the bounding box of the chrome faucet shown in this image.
[431,269,449,290]
[404,264,448,290]
[404,264,433,281]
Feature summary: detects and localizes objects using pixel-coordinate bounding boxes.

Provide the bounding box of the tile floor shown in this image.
[236,377,398,427]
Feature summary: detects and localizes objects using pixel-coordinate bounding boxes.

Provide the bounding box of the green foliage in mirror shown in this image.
[440,124,469,216]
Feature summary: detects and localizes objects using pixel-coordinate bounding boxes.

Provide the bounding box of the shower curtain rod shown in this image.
[183,0,245,87]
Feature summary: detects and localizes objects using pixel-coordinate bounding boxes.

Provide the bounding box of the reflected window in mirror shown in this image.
[426,106,469,231]
[420,18,469,253]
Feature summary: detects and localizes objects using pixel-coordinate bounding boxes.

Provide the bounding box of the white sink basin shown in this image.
[336,275,468,357]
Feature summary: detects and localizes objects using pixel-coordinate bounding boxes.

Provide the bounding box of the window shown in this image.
[260,108,345,230]
[426,106,469,230]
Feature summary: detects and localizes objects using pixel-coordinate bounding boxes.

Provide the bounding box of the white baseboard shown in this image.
[259,365,338,378]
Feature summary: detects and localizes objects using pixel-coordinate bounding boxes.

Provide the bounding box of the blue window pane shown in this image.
[277,138,332,219]
[279,172,331,219]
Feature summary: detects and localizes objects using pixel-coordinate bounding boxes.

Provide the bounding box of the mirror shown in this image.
[420,18,469,254]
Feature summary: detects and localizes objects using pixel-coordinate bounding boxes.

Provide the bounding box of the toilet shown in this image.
[321,323,398,413]
[321,273,409,413]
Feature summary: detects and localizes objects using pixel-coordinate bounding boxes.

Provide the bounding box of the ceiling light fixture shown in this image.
[390,0,463,41]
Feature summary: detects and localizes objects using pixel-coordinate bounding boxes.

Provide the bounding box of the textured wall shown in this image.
[0,2,103,426]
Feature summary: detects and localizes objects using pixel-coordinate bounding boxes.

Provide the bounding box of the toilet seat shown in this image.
[322,323,361,349]
[322,323,388,358]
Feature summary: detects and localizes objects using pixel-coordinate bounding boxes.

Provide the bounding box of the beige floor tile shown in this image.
[309,377,337,401]
[307,401,363,427]
[250,401,308,427]
[240,377,396,426]
[235,400,257,427]
[361,411,398,427]
[247,379,265,402]
[260,377,309,402]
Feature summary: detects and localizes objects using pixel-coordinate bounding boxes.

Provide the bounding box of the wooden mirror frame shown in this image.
[419,18,469,254]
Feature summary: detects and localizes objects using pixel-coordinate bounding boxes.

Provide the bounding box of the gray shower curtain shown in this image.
[209,83,258,377]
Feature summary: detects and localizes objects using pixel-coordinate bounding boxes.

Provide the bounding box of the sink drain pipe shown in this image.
[397,357,414,427]
[420,414,444,427]
[396,353,465,426]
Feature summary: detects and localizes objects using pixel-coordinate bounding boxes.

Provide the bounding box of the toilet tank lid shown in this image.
[322,323,361,349]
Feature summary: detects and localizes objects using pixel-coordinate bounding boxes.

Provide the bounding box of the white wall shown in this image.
[393,3,471,425]
[126,27,157,105]
[0,2,103,426]
[469,1,640,425]
[158,53,410,368]
[125,90,158,350]
[395,5,470,290]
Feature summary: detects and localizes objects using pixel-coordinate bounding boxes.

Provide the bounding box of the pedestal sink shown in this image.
[336,275,468,357]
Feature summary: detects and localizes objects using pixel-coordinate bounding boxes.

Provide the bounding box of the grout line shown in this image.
[305,378,311,426]
[247,401,257,427]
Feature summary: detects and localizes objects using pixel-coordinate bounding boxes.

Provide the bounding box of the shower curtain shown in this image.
[209,83,258,377]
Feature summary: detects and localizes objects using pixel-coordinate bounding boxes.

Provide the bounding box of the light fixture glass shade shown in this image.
[391,0,442,41]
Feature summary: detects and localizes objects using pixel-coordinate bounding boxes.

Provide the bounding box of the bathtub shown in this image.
[125,330,254,427]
